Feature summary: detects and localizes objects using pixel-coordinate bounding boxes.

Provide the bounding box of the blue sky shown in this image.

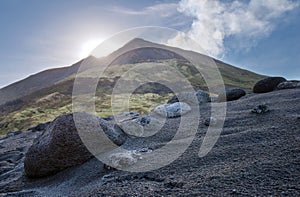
[0,0,299,88]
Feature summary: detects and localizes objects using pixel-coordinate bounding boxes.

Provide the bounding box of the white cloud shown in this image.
[167,0,299,57]
[109,3,178,17]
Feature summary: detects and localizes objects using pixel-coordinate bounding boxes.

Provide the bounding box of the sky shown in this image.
[0,0,299,88]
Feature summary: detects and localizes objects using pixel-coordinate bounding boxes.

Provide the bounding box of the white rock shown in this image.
[108,152,137,168]
[277,81,300,89]
[119,115,164,137]
[119,121,144,137]
[153,102,191,118]
[168,90,210,105]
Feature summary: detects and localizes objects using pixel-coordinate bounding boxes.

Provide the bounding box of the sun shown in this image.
[79,39,103,59]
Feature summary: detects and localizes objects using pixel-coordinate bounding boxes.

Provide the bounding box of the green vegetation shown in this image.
[0,92,171,135]
[0,59,265,135]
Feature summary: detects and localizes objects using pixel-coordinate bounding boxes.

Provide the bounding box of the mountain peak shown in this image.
[129,37,147,43]
[123,38,155,48]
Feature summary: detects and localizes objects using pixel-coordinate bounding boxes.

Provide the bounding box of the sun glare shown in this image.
[79,39,103,59]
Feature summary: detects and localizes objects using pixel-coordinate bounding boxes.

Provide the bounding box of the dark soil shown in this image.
[0,89,299,196]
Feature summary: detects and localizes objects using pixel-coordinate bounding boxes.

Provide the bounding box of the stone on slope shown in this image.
[277,80,300,90]
[153,102,191,118]
[107,151,139,169]
[119,115,163,137]
[251,105,269,114]
[113,112,140,122]
[24,112,127,178]
[167,90,210,105]
[28,122,51,132]
[217,88,246,102]
[204,117,218,126]
[253,77,286,93]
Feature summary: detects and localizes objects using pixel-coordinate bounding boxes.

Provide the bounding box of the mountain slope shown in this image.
[0,38,266,134]
[1,89,300,195]
[0,38,264,105]
[0,59,82,105]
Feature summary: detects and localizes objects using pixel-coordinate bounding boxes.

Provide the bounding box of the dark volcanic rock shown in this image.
[6,130,22,138]
[24,112,127,178]
[251,104,269,114]
[253,77,286,93]
[135,115,151,126]
[217,88,246,102]
[2,89,300,196]
[277,80,300,90]
[28,122,51,132]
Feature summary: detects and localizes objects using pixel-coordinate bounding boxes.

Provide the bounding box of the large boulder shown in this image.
[253,77,286,93]
[217,88,246,102]
[153,102,191,118]
[24,112,127,178]
[167,90,210,105]
[277,81,300,90]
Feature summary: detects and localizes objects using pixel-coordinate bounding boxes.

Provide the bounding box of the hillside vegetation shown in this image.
[0,39,265,135]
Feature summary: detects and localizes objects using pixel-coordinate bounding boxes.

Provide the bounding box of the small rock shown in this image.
[204,117,218,126]
[131,148,153,155]
[251,105,269,114]
[135,115,151,126]
[114,112,140,122]
[153,102,191,118]
[253,77,287,93]
[217,88,246,102]
[6,132,14,137]
[119,120,143,137]
[167,90,210,105]
[164,181,184,189]
[28,122,51,132]
[102,115,114,121]
[107,152,138,169]
[6,131,22,137]
[142,172,165,182]
[138,147,153,153]
[119,115,163,137]
[277,81,300,90]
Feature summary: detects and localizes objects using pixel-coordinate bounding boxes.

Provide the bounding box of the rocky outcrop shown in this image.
[153,102,191,118]
[253,77,286,93]
[217,88,246,102]
[277,80,300,90]
[167,90,210,105]
[24,112,127,178]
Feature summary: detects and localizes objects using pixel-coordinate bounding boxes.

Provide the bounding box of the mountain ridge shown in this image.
[0,38,265,105]
[0,38,266,134]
